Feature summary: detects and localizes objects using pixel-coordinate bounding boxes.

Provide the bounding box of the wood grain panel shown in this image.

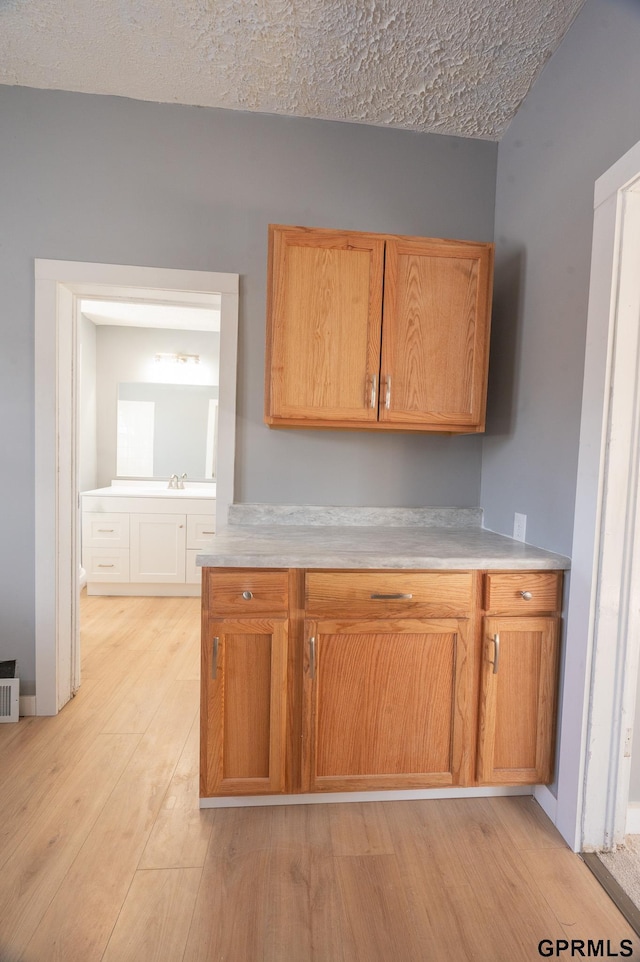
[303,618,469,791]
[224,632,272,779]
[380,237,493,428]
[205,567,288,615]
[305,569,473,617]
[266,225,384,423]
[493,629,540,771]
[201,618,287,797]
[316,632,454,777]
[484,571,563,614]
[477,617,560,785]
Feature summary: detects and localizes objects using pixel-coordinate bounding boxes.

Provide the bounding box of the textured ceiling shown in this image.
[0,0,585,140]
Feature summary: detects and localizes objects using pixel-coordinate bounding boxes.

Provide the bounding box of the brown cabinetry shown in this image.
[200,566,563,798]
[200,570,289,797]
[302,569,476,790]
[265,225,494,433]
[302,617,471,792]
[476,572,562,785]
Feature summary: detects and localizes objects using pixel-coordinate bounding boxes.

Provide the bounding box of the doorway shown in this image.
[554,141,640,852]
[34,261,239,716]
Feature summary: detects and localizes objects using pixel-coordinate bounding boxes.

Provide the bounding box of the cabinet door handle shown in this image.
[97,528,114,533]
[212,636,219,679]
[385,374,391,409]
[370,593,413,600]
[97,563,115,568]
[309,636,316,680]
[520,590,533,601]
[490,633,500,674]
[369,374,378,409]
[242,590,253,600]
[202,530,215,535]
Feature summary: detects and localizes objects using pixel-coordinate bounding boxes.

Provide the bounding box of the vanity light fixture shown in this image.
[154,352,200,365]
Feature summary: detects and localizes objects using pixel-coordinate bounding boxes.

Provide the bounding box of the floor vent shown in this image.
[0,679,19,723]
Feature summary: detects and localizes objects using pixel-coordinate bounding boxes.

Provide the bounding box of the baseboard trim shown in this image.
[19,695,36,716]
[534,784,557,823]
[200,785,533,809]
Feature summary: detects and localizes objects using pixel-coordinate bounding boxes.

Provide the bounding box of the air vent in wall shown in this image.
[0,679,19,723]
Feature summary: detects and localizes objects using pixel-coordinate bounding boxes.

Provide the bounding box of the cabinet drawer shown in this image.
[82,512,129,548]
[187,515,216,550]
[484,571,563,614]
[205,569,288,615]
[83,547,130,582]
[306,570,473,617]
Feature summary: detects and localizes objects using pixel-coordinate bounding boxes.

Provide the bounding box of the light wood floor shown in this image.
[0,594,635,962]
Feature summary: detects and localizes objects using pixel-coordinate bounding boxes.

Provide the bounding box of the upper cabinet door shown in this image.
[379,237,493,430]
[265,225,385,424]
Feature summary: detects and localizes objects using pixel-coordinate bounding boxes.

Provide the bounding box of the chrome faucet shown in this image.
[179,473,187,489]
[168,474,179,489]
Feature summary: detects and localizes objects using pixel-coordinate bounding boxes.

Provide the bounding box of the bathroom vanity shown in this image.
[196,507,569,804]
[81,482,216,596]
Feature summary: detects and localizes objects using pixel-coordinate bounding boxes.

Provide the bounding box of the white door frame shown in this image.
[34,260,239,716]
[554,141,640,851]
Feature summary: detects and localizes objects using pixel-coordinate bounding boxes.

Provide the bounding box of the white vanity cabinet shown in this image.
[82,487,215,596]
[129,513,187,584]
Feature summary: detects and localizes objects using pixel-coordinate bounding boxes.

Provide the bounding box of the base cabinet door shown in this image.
[477,616,560,785]
[200,618,288,797]
[129,513,186,583]
[302,618,470,792]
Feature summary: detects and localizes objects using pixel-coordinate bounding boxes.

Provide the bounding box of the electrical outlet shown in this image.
[513,512,527,543]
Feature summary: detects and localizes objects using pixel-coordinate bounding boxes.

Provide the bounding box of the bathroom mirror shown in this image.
[116,382,219,481]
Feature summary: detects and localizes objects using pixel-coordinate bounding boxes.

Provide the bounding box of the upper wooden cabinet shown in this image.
[264,225,494,433]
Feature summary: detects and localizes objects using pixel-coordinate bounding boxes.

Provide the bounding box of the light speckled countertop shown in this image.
[196,506,570,571]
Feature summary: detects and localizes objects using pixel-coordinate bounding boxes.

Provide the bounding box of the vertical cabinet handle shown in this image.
[309,636,316,680]
[370,374,378,409]
[491,633,500,675]
[212,636,219,679]
[385,374,391,409]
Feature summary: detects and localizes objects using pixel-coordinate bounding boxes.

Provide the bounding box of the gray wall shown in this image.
[481,0,640,557]
[0,85,496,691]
[479,0,640,799]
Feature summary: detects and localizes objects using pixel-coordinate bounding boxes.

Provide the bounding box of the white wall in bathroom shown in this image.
[79,314,97,493]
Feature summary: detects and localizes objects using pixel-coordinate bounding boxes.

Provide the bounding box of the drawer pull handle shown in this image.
[370,593,413,600]
[520,591,533,601]
[97,563,115,568]
[242,590,253,601]
[212,636,219,679]
[97,528,114,533]
[309,636,316,680]
[202,530,215,535]
[491,633,500,674]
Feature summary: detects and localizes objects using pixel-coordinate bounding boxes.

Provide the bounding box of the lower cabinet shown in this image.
[129,513,187,583]
[200,567,564,799]
[476,616,560,784]
[302,618,470,792]
[200,617,288,797]
[81,495,215,594]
